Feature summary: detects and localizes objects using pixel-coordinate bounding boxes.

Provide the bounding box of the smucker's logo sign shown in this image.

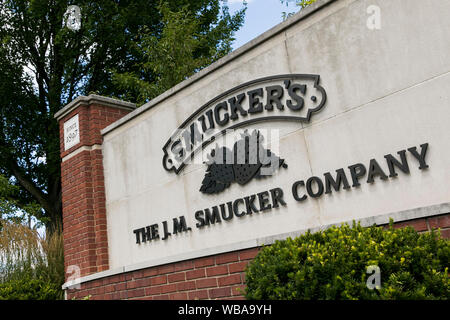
[163,74,327,170]
[162,74,327,193]
[131,74,432,245]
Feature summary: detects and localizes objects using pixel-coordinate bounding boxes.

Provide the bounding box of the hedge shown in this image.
[245,222,449,300]
[0,276,62,300]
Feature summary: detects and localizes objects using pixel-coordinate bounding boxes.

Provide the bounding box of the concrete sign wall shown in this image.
[101,0,450,271]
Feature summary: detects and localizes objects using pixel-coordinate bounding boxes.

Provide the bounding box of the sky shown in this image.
[226,0,299,50]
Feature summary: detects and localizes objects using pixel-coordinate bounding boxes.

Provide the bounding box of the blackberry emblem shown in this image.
[200,130,287,194]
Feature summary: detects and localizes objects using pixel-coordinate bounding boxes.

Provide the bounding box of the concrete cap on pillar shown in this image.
[54,94,136,121]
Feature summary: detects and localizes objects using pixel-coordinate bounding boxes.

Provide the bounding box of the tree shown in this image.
[112,1,245,104]
[280,0,317,20]
[0,174,40,227]
[0,0,245,233]
[0,220,64,299]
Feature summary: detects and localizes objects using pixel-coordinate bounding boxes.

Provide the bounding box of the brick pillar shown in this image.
[55,95,135,278]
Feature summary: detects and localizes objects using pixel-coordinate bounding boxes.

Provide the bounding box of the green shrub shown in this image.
[245,222,450,300]
[0,277,61,300]
[0,221,64,300]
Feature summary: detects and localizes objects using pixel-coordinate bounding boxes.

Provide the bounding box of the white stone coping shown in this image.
[55,94,136,121]
[62,202,450,290]
[61,144,102,162]
[100,0,337,137]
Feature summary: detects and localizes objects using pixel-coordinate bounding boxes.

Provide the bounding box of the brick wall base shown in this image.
[67,247,258,300]
[65,213,449,300]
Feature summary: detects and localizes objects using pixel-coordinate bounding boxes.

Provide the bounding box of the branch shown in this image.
[8,159,52,216]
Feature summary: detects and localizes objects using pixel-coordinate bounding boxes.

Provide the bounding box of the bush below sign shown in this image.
[244,222,450,300]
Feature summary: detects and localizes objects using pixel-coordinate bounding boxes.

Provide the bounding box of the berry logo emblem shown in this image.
[200,130,287,194]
